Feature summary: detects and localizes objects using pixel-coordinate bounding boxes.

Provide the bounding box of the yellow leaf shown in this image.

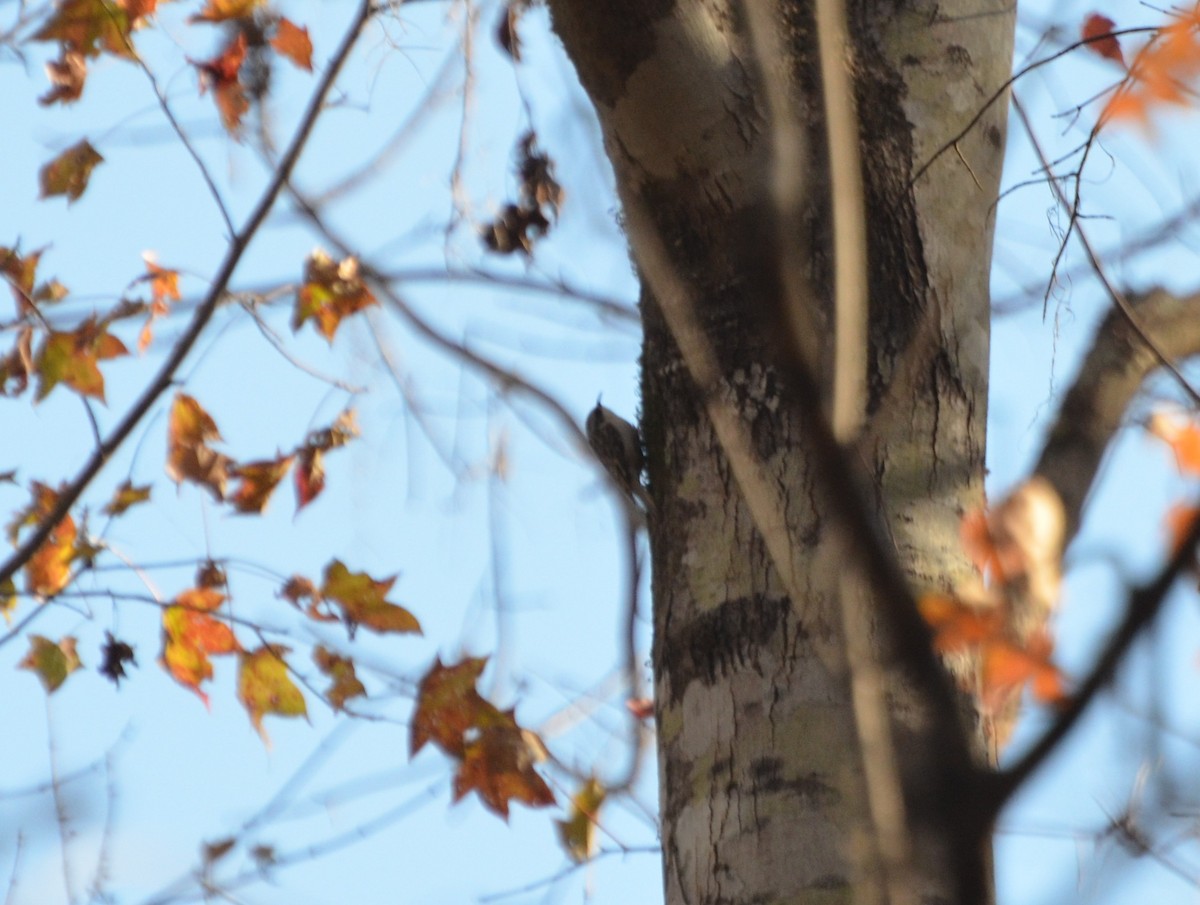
[238,645,308,744]
[556,778,606,863]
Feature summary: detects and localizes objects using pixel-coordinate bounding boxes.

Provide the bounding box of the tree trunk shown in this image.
[548,1,1014,902]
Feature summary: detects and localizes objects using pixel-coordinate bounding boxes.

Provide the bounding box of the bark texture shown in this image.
[548,1,1015,902]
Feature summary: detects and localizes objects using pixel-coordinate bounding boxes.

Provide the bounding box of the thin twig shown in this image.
[116,8,235,236]
[606,504,649,795]
[46,698,77,905]
[907,25,1156,190]
[285,191,592,455]
[985,511,1200,815]
[0,0,377,594]
[1011,93,1200,406]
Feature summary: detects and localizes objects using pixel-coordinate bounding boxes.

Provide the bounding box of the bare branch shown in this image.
[283,189,592,456]
[1010,94,1200,406]
[908,25,1156,191]
[1034,287,1200,541]
[985,509,1200,815]
[0,0,377,594]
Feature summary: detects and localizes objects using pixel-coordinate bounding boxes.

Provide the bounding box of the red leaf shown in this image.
[192,33,249,135]
[1082,14,1124,66]
[294,445,325,509]
[626,698,654,720]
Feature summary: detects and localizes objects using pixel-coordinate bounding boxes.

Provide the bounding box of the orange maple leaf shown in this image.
[229,455,294,514]
[919,592,1067,722]
[13,482,78,598]
[292,250,377,341]
[918,593,1004,652]
[1148,411,1200,475]
[1102,12,1200,126]
[136,254,181,351]
[26,515,77,598]
[161,592,240,705]
[162,635,214,706]
[271,18,312,71]
[981,631,1066,712]
[176,586,227,613]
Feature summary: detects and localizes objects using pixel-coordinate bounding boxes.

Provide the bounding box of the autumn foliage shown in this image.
[8,1,1200,898]
[920,478,1069,752]
[1085,6,1200,126]
[411,657,554,819]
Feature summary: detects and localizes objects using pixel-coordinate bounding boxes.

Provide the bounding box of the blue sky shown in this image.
[3,1,1200,903]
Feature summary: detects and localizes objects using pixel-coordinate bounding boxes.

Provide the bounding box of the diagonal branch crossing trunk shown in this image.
[549,1,1015,901]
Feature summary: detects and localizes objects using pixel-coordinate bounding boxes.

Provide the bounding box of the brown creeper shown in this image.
[586,400,653,514]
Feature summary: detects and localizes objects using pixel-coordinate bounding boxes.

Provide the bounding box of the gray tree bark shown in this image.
[549,1,1014,902]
